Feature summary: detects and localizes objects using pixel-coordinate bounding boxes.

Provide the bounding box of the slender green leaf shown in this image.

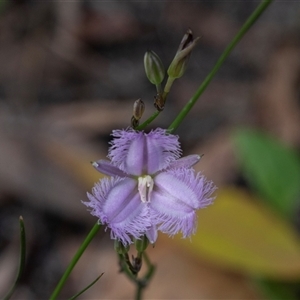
[50,222,101,300]
[233,128,300,218]
[68,273,104,300]
[3,216,26,300]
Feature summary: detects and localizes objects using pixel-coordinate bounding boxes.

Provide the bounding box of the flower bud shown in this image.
[133,98,145,120]
[167,28,200,79]
[134,235,149,253]
[114,239,130,255]
[144,50,165,85]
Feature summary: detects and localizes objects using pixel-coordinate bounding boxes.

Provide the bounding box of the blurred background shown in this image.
[1,1,300,299]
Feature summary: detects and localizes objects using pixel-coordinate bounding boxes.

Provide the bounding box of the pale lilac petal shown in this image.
[145,128,181,174]
[84,127,216,245]
[108,128,181,175]
[92,160,127,177]
[167,154,201,169]
[145,225,158,244]
[83,177,151,245]
[150,169,216,237]
[124,132,145,175]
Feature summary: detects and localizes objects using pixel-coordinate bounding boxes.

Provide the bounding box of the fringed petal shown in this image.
[108,128,181,175]
[145,128,181,174]
[150,169,216,238]
[84,127,216,245]
[145,224,158,244]
[83,177,151,245]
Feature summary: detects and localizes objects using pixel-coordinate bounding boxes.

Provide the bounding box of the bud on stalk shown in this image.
[131,98,145,128]
[134,235,149,253]
[167,29,200,79]
[144,50,165,85]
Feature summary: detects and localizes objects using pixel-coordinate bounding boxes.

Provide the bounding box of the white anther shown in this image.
[138,175,154,203]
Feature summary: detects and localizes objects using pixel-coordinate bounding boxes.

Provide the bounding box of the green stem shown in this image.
[162,76,175,100]
[118,250,155,300]
[49,222,101,300]
[155,83,162,95]
[135,284,143,300]
[136,111,160,130]
[136,76,176,131]
[168,0,274,133]
[135,252,156,300]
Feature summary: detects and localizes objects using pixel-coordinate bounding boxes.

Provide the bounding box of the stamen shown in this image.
[138,175,154,203]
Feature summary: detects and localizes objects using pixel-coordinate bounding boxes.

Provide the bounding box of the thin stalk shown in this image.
[168,0,274,133]
[135,284,143,300]
[118,250,155,300]
[136,76,176,130]
[49,222,101,300]
[155,83,163,95]
[135,252,156,300]
[119,253,138,283]
[136,111,160,130]
[162,76,175,100]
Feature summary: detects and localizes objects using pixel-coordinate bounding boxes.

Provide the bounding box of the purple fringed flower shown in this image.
[83,128,216,245]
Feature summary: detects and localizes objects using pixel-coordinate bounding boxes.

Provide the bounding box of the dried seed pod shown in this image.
[154,93,165,111]
[133,98,145,120]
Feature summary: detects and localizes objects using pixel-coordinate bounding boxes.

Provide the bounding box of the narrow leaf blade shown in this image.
[68,273,104,300]
[3,216,26,300]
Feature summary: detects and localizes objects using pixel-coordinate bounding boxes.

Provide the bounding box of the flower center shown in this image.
[138,175,154,203]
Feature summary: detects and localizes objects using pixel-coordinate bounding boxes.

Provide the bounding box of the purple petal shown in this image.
[108,128,181,175]
[167,154,201,169]
[145,225,158,244]
[83,177,151,245]
[150,169,216,237]
[92,160,127,177]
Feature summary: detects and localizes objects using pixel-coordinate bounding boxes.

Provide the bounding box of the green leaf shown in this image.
[49,222,101,300]
[3,217,26,300]
[68,273,103,300]
[233,128,300,218]
[254,278,299,300]
[175,188,300,279]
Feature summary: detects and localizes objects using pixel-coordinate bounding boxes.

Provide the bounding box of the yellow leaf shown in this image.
[175,187,300,280]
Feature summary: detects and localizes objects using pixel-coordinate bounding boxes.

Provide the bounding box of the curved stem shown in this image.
[168,0,274,133]
[135,252,156,300]
[49,222,101,300]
